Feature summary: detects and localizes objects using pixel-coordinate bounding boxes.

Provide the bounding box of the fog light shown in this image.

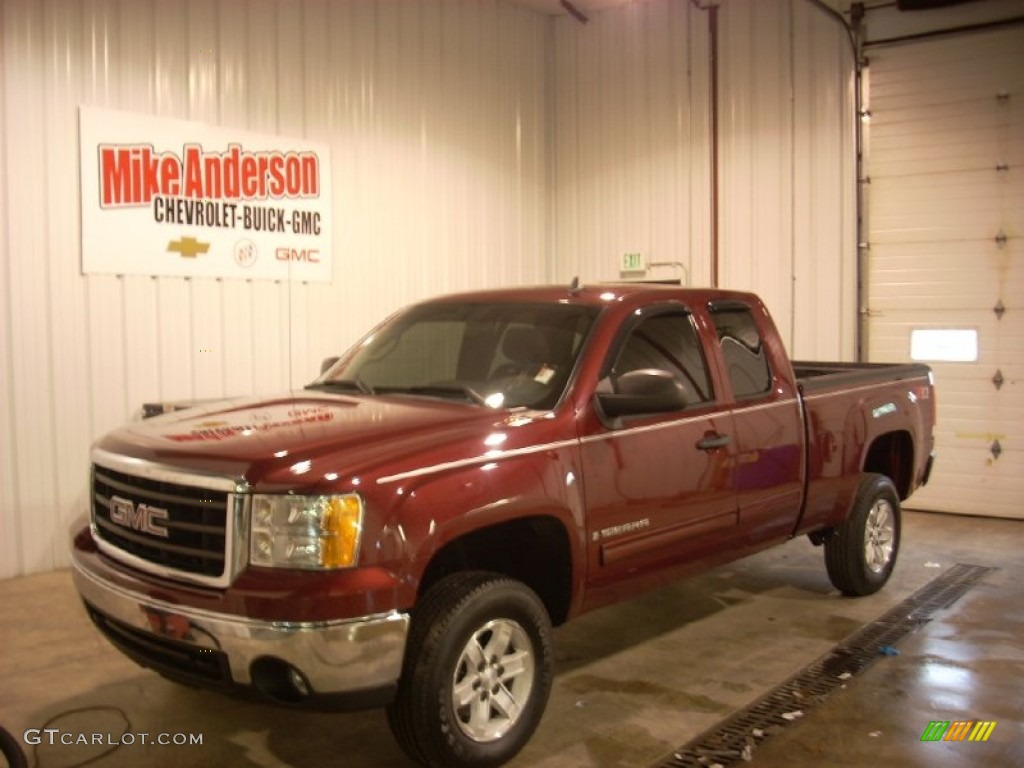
[251,658,312,703]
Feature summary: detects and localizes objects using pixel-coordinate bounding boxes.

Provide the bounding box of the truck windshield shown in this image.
[314,302,600,410]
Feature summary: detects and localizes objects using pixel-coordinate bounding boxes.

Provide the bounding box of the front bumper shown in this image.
[71,551,409,709]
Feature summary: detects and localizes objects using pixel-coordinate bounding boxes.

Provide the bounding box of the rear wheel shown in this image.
[386,572,553,768]
[825,473,901,596]
[0,725,28,768]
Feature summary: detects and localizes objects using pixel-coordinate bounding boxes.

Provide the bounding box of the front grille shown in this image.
[85,602,231,685]
[92,464,229,579]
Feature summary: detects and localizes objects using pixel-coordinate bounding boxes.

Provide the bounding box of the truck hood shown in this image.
[95,391,539,491]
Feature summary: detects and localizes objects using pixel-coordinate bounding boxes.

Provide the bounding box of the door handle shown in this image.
[696,433,732,451]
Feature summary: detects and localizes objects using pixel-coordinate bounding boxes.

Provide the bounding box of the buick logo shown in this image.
[234,239,257,268]
[109,495,170,538]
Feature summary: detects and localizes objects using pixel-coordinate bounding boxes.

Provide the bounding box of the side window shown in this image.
[710,306,772,398]
[612,312,713,405]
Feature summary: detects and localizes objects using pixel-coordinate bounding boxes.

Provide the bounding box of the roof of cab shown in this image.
[419,282,761,310]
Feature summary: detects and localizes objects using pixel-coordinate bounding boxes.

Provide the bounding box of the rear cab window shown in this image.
[708,303,773,400]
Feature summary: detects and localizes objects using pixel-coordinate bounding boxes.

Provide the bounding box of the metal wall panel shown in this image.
[719,0,856,359]
[551,0,713,287]
[1,0,859,578]
[790,1,858,361]
[0,0,551,578]
[0,0,19,576]
[3,0,61,576]
[553,0,855,358]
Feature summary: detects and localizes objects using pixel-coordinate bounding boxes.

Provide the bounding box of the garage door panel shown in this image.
[871,227,1020,251]
[870,173,1023,221]
[871,167,1023,197]
[869,42,1024,93]
[922,364,1024,395]
[870,140,1024,178]
[871,63,1024,104]
[933,400,1024,431]
[870,93,1023,126]
[867,28,1023,517]
[870,224,1019,245]
[867,308,1020,520]
[868,312,1024,364]
[905,442,1022,519]
[870,104,1023,148]
[870,88,1022,128]
[868,239,1016,262]
[867,244,1023,310]
[870,132,1023,178]
[871,76,1024,114]
[869,34,1023,104]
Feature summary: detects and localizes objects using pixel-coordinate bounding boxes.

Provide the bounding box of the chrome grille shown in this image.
[92,463,230,581]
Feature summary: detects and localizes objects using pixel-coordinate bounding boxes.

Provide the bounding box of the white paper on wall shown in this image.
[79,106,332,283]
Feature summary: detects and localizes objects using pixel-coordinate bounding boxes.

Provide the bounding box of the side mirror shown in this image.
[596,369,688,418]
[320,356,340,374]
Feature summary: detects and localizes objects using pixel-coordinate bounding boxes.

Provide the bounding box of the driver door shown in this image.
[578,306,737,600]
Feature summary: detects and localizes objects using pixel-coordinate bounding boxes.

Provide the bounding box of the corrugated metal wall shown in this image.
[1,0,858,578]
[551,0,713,287]
[552,0,856,359]
[0,0,550,578]
[718,0,856,359]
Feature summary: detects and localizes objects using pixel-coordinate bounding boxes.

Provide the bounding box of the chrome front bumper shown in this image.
[71,553,409,703]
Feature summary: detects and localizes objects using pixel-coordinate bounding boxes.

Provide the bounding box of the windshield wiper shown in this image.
[383,384,488,406]
[306,377,375,395]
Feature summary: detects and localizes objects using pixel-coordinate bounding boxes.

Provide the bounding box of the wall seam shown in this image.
[544,14,555,283]
[788,0,797,351]
[0,0,25,576]
[43,0,65,570]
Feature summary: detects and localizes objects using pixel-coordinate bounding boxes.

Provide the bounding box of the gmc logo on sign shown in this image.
[275,248,320,263]
[109,496,170,538]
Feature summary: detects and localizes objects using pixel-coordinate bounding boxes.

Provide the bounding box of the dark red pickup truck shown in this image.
[71,283,935,768]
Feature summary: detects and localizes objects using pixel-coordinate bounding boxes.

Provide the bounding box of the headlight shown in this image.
[250,494,363,569]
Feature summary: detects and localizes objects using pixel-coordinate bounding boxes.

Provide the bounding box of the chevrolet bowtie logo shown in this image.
[167,236,210,259]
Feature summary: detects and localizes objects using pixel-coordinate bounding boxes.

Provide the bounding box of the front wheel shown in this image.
[386,572,553,768]
[825,473,901,596]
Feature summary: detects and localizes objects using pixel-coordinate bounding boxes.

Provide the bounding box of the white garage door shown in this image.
[865,27,1023,519]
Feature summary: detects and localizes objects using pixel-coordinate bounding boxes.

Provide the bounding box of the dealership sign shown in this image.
[79,106,332,282]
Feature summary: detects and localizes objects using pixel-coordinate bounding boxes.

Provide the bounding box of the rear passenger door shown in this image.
[579,305,737,593]
[708,301,804,544]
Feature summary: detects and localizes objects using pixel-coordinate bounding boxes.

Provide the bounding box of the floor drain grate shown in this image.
[651,563,996,768]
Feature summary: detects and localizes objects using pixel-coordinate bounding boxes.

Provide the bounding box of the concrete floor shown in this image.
[1,509,1021,768]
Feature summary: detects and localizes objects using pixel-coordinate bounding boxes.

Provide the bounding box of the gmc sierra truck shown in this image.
[70,283,935,768]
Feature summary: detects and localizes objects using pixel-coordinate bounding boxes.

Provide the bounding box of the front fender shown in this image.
[378,443,588,614]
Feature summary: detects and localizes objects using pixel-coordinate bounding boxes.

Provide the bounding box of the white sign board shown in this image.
[80,107,332,282]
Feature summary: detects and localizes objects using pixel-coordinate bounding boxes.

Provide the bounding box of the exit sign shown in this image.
[621,252,644,272]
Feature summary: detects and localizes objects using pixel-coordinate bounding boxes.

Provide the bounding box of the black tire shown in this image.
[0,725,28,768]
[825,473,901,596]
[386,571,553,768]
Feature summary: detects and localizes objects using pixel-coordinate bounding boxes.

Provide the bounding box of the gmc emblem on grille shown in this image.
[109,495,170,538]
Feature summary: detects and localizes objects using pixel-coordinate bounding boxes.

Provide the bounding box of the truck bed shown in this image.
[793,360,932,394]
